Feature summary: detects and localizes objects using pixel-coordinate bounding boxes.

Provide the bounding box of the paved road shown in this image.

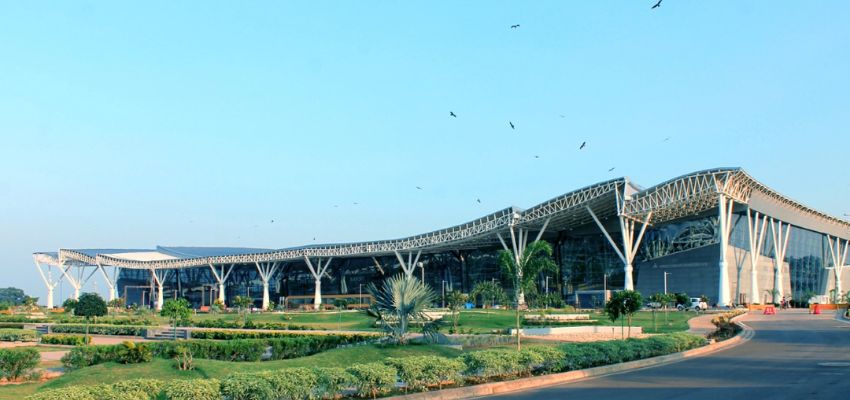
[494,310,850,400]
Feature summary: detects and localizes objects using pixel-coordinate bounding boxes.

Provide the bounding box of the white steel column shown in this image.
[768,218,792,304]
[393,250,421,280]
[33,258,60,309]
[495,215,552,306]
[254,262,280,310]
[151,269,171,311]
[208,263,235,305]
[96,263,119,302]
[304,256,333,310]
[745,210,769,304]
[586,207,651,291]
[716,195,735,307]
[826,235,849,300]
[58,264,83,300]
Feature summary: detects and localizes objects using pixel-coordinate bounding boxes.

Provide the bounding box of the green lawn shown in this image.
[0,344,460,398]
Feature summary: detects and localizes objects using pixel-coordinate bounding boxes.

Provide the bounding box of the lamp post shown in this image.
[603,272,609,302]
[663,272,670,295]
[358,284,363,306]
[442,280,447,308]
[545,276,551,308]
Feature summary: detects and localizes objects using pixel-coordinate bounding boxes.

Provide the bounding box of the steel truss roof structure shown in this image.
[37,168,850,271]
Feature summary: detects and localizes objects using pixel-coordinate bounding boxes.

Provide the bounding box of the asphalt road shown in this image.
[492,310,850,400]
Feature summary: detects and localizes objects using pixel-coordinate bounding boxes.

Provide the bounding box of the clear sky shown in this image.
[1,2,849,302]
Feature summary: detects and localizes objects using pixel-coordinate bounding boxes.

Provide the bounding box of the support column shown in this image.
[768,218,792,304]
[304,257,332,310]
[151,269,171,311]
[255,262,280,310]
[96,264,120,302]
[209,263,235,305]
[745,210,769,304]
[33,258,60,309]
[716,195,735,307]
[495,215,553,306]
[826,235,849,301]
[393,250,421,280]
[58,264,83,300]
[587,207,652,291]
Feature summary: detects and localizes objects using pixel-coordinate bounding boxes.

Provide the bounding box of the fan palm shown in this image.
[499,240,558,350]
[367,274,438,344]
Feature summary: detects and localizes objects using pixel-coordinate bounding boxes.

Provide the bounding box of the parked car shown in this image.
[677,297,708,311]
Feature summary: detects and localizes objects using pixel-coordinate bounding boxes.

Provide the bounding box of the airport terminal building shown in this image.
[33,168,850,310]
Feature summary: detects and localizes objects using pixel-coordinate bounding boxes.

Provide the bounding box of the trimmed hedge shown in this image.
[61,334,373,369]
[0,322,26,329]
[25,378,163,400]
[162,379,221,400]
[189,329,376,341]
[191,319,321,331]
[40,333,91,346]
[50,324,147,336]
[347,362,397,399]
[0,316,48,323]
[0,328,37,342]
[0,347,40,381]
[386,356,464,391]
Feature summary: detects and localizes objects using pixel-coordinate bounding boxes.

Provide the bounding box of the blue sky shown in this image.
[1,2,849,301]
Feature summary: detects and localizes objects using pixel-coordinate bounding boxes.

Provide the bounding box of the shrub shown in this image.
[521,345,566,374]
[0,322,25,329]
[313,367,352,399]
[50,324,147,336]
[116,341,153,364]
[0,347,40,381]
[25,386,99,400]
[262,368,318,399]
[162,379,221,400]
[347,362,397,399]
[386,356,464,391]
[462,349,526,380]
[220,373,275,400]
[110,378,164,395]
[40,333,91,346]
[0,328,37,342]
[173,345,194,371]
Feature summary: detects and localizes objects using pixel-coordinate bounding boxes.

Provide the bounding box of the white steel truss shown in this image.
[33,258,60,308]
[769,218,792,304]
[717,195,735,307]
[208,263,235,305]
[745,210,769,304]
[304,256,333,310]
[254,262,280,310]
[825,235,849,300]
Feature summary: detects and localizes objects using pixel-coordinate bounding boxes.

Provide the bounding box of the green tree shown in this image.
[470,281,507,308]
[445,291,467,333]
[160,298,192,340]
[367,275,437,344]
[74,293,107,344]
[231,295,253,324]
[605,290,643,339]
[498,240,558,351]
[62,298,78,313]
[0,288,27,305]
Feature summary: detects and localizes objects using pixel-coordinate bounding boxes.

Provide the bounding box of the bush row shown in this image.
[50,324,147,336]
[189,329,376,341]
[44,333,707,399]
[49,316,156,326]
[25,378,220,400]
[61,334,373,369]
[189,318,321,331]
[0,328,37,342]
[0,316,48,323]
[0,322,26,329]
[40,334,91,346]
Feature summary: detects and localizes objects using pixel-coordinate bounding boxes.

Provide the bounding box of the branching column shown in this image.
[393,250,421,280]
[208,263,235,305]
[496,215,551,305]
[33,258,60,308]
[151,269,171,310]
[304,257,332,310]
[586,207,651,291]
[826,235,849,300]
[255,262,280,310]
[716,195,735,307]
[769,218,792,304]
[745,210,768,304]
[96,264,120,302]
[58,264,84,300]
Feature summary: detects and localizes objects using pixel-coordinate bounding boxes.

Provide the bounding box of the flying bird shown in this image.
[270,219,274,223]
[476,198,482,204]
[449,111,457,118]
[559,114,566,118]
[651,0,662,9]
[353,202,359,205]
[416,186,423,190]
[608,167,616,172]
[313,237,316,241]
[579,142,586,150]
[511,24,520,29]
[333,205,339,208]
[663,136,671,142]
[534,155,540,159]
[509,121,515,129]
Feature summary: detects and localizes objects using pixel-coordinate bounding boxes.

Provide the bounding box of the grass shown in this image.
[0,344,461,398]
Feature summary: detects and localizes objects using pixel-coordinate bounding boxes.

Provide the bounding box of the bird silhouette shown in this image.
[509,121,515,129]
[333,205,339,208]
[651,0,662,9]
[476,198,482,203]
[608,167,616,172]
[534,155,540,159]
[416,186,423,190]
[353,202,359,205]
[270,219,274,223]
[449,111,457,118]
[663,137,671,142]
[511,24,520,29]
[559,114,566,118]
[579,142,586,150]
[313,237,316,241]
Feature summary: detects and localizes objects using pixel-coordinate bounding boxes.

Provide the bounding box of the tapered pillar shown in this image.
[255,262,280,310]
[769,218,792,304]
[716,195,734,307]
[746,210,768,304]
[304,257,332,310]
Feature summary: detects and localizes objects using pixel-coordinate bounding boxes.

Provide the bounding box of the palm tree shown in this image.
[367,274,438,344]
[499,240,558,350]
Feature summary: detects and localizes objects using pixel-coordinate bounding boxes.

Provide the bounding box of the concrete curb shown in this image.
[386,315,754,400]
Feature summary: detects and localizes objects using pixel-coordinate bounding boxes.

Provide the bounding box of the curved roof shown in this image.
[39,168,850,270]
